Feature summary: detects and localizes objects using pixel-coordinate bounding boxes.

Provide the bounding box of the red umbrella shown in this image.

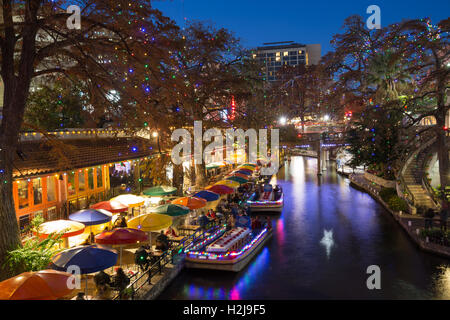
[95,228,148,245]
[206,184,234,194]
[90,200,128,213]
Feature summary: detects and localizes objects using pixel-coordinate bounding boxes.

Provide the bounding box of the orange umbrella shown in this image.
[0,270,74,300]
[171,197,207,209]
[34,220,85,239]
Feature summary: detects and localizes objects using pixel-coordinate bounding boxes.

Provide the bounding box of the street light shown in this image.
[279,116,287,126]
[323,114,330,122]
[152,131,158,138]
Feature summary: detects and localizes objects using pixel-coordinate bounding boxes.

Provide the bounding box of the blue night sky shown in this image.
[153,0,450,55]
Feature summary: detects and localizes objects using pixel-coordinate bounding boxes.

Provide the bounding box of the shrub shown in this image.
[379,187,397,203]
[387,196,408,212]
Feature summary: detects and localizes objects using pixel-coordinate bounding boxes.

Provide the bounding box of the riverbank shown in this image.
[349,173,450,260]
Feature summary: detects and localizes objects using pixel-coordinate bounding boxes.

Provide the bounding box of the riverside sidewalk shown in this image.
[349,173,450,259]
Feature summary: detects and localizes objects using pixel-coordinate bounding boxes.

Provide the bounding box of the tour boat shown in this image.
[245,184,284,213]
[184,225,272,272]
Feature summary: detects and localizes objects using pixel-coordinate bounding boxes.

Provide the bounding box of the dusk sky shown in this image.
[154,0,450,55]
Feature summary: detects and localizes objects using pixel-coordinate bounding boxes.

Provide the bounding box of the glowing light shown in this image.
[320,229,335,258]
[279,116,287,126]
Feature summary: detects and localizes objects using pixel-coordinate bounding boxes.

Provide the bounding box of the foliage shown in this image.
[387,195,409,212]
[24,81,88,130]
[3,233,63,274]
[379,188,397,203]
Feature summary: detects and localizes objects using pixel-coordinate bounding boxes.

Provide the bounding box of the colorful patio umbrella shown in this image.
[242,163,257,167]
[151,204,190,217]
[237,165,255,171]
[111,194,145,208]
[143,185,177,196]
[69,209,112,226]
[127,213,172,232]
[49,245,118,274]
[192,190,220,202]
[214,179,240,189]
[95,228,148,266]
[226,172,250,180]
[234,169,252,176]
[171,197,207,209]
[225,176,248,184]
[95,228,148,245]
[90,200,128,213]
[206,184,234,194]
[34,220,85,239]
[0,270,74,300]
[205,163,220,170]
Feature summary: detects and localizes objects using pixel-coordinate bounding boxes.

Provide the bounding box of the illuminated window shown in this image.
[276,52,280,57]
[47,176,56,202]
[97,168,103,188]
[32,178,43,205]
[88,168,94,190]
[283,51,288,56]
[298,50,303,54]
[18,180,29,209]
[78,171,85,192]
[275,56,280,62]
[68,172,76,196]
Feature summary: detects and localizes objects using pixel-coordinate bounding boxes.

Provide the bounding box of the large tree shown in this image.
[0,0,180,279]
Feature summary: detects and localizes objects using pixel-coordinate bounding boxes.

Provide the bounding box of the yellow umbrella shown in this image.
[214,179,240,189]
[127,213,172,232]
[111,194,145,208]
[237,165,255,171]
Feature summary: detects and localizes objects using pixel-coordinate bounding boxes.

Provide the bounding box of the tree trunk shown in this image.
[172,163,184,196]
[195,163,207,187]
[436,115,449,189]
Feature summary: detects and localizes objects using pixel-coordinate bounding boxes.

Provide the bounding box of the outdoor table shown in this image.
[177,225,200,236]
[168,235,185,243]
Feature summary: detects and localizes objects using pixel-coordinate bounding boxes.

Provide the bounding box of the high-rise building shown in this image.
[252,41,321,82]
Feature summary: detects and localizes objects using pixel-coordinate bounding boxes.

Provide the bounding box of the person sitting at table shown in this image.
[112,268,130,299]
[165,226,178,238]
[94,270,111,287]
[198,212,210,230]
[210,210,216,219]
[119,216,128,228]
[156,231,169,251]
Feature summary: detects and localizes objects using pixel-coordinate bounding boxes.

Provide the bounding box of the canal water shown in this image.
[159,156,450,299]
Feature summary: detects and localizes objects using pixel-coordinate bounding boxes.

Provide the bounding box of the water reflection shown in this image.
[160,156,450,299]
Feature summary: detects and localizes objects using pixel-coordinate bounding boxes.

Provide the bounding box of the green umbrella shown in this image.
[151,204,190,217]
[225,176,248,184]
[242,163,257,167]
[206,163,220,170]
[143,185,177,196]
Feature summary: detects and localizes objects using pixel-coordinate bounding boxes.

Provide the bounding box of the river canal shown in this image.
[159,156,450,299]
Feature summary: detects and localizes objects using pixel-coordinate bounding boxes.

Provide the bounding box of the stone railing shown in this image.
[363,172,396,188]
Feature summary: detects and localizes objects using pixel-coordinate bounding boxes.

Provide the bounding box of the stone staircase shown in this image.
[402,141,438,209]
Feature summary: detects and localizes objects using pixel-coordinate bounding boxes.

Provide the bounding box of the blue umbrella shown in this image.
[69,209,112,226]
[193,190,220,202]
[49,245,118,274]
[234,170,252,176]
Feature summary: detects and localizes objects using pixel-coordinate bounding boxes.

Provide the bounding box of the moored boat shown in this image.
[246,184,283,213]
[184,225,272,272]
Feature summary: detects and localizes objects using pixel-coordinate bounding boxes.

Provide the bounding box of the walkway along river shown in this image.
[159,156,450,299]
